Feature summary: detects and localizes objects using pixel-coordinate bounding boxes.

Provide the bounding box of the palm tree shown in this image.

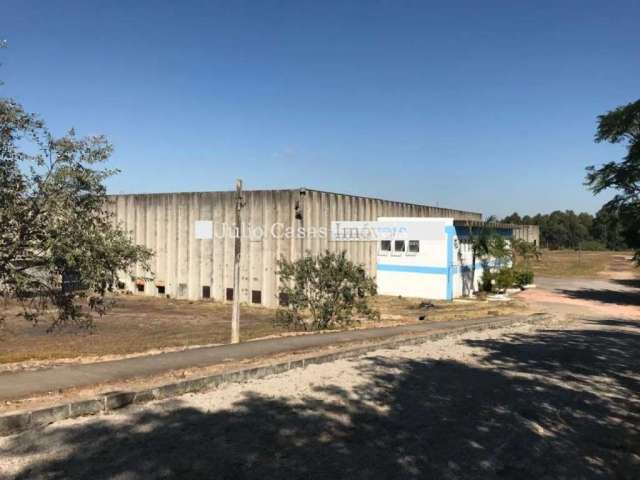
[465,218,497,293]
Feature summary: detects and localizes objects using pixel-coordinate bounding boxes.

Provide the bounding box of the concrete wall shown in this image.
[512,224,540,245]
[107,189,481,306]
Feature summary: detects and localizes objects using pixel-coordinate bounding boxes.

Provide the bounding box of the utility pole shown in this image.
[231,179,244,344]
[296,189,306,259]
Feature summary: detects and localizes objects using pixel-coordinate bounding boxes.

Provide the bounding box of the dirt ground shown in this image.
[2,313,638,479]
[519,276,640,319]
[516,250,639,320]
[0,294,524,368]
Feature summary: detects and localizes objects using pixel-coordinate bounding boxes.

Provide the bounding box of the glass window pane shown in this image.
[394,240,405,252]
[408,240,420,253]
[381,240,391,251]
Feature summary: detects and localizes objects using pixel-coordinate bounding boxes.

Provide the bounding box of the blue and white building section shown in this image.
[376,217,513,300]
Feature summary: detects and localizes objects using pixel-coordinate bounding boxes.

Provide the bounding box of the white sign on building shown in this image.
[194,220,213,239]
[330,220,443,242]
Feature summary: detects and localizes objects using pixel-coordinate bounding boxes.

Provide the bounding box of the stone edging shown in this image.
[0,314,548,437]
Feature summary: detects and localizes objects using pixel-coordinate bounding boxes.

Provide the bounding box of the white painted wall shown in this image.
[376,218,452,300]
[375,217,512,300]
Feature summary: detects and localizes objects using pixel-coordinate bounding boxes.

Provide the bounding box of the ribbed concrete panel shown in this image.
[107,188,483,307]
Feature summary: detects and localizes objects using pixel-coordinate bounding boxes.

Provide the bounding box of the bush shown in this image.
[480,268,534,292]
[480,270,495,292]
[275,251,379,330]
[495,268,516,290]
[514,270,534,286]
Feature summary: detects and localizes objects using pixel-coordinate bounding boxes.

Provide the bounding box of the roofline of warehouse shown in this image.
[453,219,537,230]
[107,187,483,218]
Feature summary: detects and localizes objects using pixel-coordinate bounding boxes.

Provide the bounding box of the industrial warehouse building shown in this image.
[107,188,539,306]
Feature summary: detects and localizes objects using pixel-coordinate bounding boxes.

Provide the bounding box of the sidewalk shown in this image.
[0,315,534,401]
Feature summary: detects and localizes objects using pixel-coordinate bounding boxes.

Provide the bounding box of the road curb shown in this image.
[0,313,548,437]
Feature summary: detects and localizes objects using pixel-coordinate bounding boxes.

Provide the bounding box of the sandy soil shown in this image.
[2,313,639,479]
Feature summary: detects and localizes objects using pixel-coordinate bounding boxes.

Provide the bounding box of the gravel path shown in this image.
[2,315,639,479]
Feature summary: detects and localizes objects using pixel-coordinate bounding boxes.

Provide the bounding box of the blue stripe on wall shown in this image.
[377,264,448,275]
[445,225,456,301]
[378,262,493,275]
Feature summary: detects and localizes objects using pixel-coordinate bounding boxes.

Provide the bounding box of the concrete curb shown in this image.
[0,314,548,437]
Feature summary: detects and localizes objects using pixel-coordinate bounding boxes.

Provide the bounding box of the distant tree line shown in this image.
[500,207,632,251]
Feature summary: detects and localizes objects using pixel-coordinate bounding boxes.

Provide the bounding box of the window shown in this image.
[279,292,290,306]
[226,288,234,301]
[252,290,262,304]
[202,286,211,299]
[380,240,391,252]
[394,240,405,252]
[136,283,145,293]
[408,240,420,253]
[157,285,166,295]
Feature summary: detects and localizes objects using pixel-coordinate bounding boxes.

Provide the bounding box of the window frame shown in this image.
[393,240,406,255]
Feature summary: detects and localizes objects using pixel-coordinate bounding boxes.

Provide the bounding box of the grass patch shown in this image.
[531,250,636,278]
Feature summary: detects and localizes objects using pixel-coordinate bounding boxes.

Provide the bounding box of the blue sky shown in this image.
[2,1,638,218]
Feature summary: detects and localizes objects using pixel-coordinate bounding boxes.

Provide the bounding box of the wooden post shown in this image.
[297,189,306,259]
[231,179,243,344]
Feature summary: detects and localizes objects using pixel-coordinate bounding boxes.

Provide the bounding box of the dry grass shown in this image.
[372,295,524,322]
[0,297,284,365]
[530,250,637,278]
[0,293,528,365]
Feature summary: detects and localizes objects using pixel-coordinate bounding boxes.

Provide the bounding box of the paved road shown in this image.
[535,275,638,293]
[0,315,533,401]
[521,275,640,320]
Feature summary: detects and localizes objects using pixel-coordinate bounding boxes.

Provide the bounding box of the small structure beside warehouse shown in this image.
[107,188,538,306]
[376,217,522,300]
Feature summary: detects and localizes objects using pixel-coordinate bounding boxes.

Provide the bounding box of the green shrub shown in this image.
[480,268,534,291]
[276,251,379,331]
[480,270,495,292]
[495,268,516,290]
[514,270,534,286]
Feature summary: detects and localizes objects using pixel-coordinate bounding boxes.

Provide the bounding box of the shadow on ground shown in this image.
[613,278,640,289]
[557,285,640,307]
[556,279,640,306]
[5,319,640,479]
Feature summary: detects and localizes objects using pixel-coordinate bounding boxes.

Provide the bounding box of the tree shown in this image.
[504,211,597,250]
[276,251,379,330]
[591,205,628,250]
[586,99,640,262]
[465,217,501,292]
[0,98,152,330]
[511,238,540,270]
[502,212,522,224]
